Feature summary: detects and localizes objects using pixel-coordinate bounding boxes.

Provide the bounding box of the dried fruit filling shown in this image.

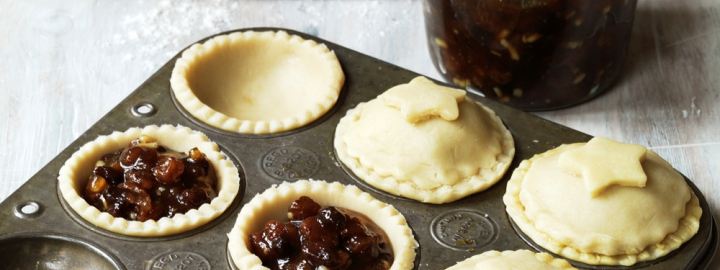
[82,136,217,221]
[249,196,394,270]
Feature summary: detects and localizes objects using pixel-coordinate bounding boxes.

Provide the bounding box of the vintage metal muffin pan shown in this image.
[0,27,716,270]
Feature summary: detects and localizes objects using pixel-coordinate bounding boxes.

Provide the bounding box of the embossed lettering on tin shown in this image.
[262,147,320,180]
[149,251,210,270]
[431,210,497,250]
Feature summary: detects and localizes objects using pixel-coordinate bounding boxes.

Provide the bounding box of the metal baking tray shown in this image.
[0,27,716,270]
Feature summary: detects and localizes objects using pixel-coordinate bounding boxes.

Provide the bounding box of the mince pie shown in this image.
[227,180,417,270]
[334,76,514,203]
[503,137,702,265]
[58,125,240,236]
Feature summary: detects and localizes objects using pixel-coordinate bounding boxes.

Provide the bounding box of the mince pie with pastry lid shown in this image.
[334,76,515,204]
[504,137,702,266]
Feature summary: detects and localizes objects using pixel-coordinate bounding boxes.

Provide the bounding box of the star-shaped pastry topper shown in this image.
[380,76,466,123]
[558,137,648,197]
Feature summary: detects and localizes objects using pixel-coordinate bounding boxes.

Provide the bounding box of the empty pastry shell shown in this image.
[171,30,344,134]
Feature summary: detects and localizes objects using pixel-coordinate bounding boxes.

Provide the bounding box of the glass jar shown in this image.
[423,0,638,111]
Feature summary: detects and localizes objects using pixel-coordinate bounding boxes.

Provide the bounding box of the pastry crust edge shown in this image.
[446,249,578,270]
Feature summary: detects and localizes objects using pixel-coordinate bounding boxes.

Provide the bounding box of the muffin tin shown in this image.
[0,27,716,270]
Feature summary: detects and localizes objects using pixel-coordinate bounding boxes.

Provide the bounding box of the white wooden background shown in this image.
[1,0,718,266]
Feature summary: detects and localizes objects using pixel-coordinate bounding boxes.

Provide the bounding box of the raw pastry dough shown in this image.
[381,77,466,123]
[558,137,648,196]
[446,250,577,270]
[58,125,241,237]
[504,138,702,266]
[171,30,344,134]
[334,77,514,204]
[227,180,418,270]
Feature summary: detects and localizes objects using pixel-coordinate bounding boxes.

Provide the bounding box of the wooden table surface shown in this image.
[1,0,718,267]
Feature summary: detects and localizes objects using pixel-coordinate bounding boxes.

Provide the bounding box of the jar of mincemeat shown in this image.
[423,0,638,110]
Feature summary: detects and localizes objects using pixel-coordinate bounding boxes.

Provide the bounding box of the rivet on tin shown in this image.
[131,102,156,117]
[14,201,42,219]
